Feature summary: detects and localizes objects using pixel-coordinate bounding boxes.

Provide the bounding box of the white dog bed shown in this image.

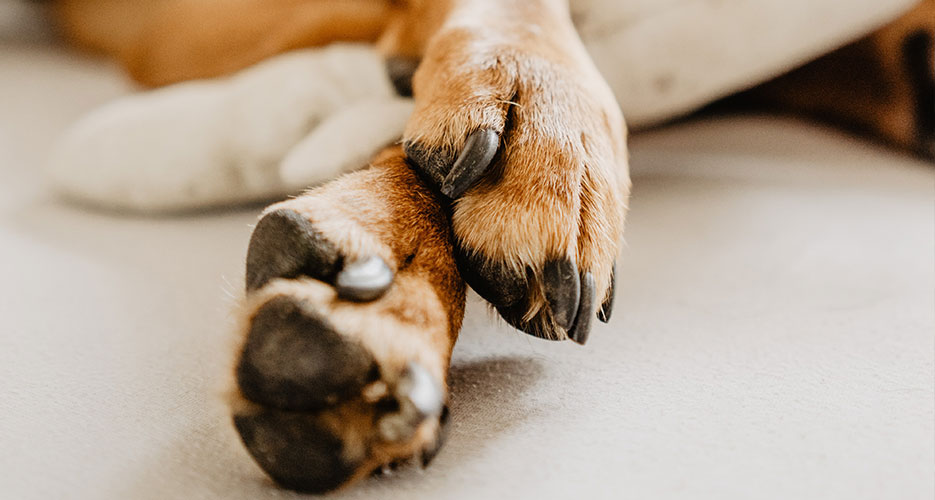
[44,0,918,211]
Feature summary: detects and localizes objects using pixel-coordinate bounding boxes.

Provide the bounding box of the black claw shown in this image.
[440,129,500,198]
[233,410,357,494]
[405,141,456,187]
[454,243,528,309]
[597,262,616,323]
[245,209,341,292]
[405,129,500,196]
[542,258,581,332]
[236,296,376,411]
[568,272,596,345]
[385,56,420,97]
[335,256,394,302]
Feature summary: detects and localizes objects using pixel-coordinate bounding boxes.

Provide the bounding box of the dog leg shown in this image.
[382,0,629,342]
[53,0,393,87]
[231,146,465,493]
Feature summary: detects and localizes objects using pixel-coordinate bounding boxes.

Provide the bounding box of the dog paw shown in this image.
[233,293,449,493]
[403,27,630,342]
[231,150,464,493]
[47,45,411,212]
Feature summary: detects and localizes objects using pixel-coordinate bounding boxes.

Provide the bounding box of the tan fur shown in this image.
[52,0,932,157]
[54,0,392,87]
[396,0,628,327]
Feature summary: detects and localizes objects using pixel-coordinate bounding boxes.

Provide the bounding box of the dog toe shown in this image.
[453,243,528,310]
[246,209,342,292]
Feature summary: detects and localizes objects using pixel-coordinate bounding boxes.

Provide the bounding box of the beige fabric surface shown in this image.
[29,0,919,212]
[573,0,919,126]
[2,43,933,500]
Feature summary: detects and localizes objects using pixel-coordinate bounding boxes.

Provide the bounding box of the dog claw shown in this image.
[543,258,581,331]
[335,256,394,302]
[568,272,595,345]
[597,262,616,323]
[378,362,444,442]
[246,209,341,292]
[440,128,499,198]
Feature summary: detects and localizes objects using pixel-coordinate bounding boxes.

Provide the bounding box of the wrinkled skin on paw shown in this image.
[400,0,630,343]
[231,148,465,493]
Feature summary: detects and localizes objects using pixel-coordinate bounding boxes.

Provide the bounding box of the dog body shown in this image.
[42,0,935,493]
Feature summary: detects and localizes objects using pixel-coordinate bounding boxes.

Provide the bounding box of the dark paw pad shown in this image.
[246,209,341,292]
[234,410,358,494]
[236,296,377,411]
[454,243,528,309]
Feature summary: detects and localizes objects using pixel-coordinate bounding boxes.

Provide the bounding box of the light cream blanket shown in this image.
[46,0,917,210]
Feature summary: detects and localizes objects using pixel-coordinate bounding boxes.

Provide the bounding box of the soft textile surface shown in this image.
[40,0,919,211]
[573,0,918,125]
[2,42,933,500]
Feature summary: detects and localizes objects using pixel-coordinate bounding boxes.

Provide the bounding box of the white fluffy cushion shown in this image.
[573,0,918,127]
[47,0,917,211]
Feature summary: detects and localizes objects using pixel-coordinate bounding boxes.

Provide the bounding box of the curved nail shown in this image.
[378,362,444,443]
[246,209,340,292]
[397,362,444,419]
[441,128,499,198]
[597,262,616,323]
[543,258,581,331]
[335,256,394,302]
[569,272,596,345]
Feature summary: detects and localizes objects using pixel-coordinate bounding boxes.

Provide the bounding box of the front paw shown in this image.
[231,149,464,493]
[403,29,629,343]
